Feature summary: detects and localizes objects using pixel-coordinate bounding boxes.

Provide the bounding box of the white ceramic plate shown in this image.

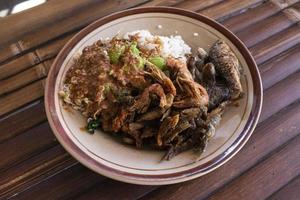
[45,7,263,185]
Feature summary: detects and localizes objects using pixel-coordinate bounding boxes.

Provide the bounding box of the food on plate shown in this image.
[59,30,243,160]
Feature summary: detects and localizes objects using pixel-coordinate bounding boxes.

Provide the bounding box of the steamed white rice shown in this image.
[123,30,191,61]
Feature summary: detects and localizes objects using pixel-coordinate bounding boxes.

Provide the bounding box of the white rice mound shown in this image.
[123,30,191,61]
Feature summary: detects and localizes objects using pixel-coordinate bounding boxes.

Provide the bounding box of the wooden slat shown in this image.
[270,0,300,9]
[207,135,300,200]
[0,52,40,80]
[0,100,46,143]
[175,0,224,11]
[0,34,71,80]
[0,0,98,47]
[199,0,264,21]
[0,43,23,65]
[0,79,44,116]
[268,175,300,200]
[236,11,298,47]
[251,24,300,64]
[34,34,73,61]
[0,59,52,96]
[222,1,282,33]
[9,164,105,200]
[141,0,184,6]
[0,145,74,199]
[259,71,300,122]
[259,44,300,89]
[75,179,157,200]
[0,122,57,171]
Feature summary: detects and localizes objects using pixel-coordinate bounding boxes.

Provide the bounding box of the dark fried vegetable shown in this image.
[157,114,180,146]
[201,62,231,110]
[187,56,202,83]
[137,108,165,121]
[209,40,243,99]
[87,118,101,134]
[163,134,196,160]
[164,120,191,144]
[141,127,156,139]
[161,108,171,121]
[180,108,201,119]
[145,61,177,96]
[130,84,167,114]
[167,57,209,108]
[197,47,208,60]
[194,47,208,72]
[202,63,216,87]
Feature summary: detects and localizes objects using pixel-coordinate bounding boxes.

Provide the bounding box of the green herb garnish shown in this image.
[148,56,166,70]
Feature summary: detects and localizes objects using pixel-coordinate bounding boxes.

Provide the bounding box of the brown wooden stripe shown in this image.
[0,43,23,65]
[259,70,300,122]
[0,145,74,198]
[0,59,52,96]
[141,0,184,6]
[251,24,300,64]
[268,175,300,200]
[0,100,46,143]
[9,164,105,200]
[236,11,298,47]
[259,44,300,89]
[0,79,45,116]
[0,35,71,80]
[270,0,300,9]
[0,52,40,80]
[222,1,282,33]
[283,7,300,22]
[0,122,57,171]
[199,0,264,21]
[17,0,149,53]
[175,0,224,11]
[75,179,157,200]
[207,135,300,200]
[34,35,73,61]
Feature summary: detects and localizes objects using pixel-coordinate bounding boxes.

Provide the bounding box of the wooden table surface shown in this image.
[0,0,300,199]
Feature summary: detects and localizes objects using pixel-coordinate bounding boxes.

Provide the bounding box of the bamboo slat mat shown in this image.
[0,0,299,199]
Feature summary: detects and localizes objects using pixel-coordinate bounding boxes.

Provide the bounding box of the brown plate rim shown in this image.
[45,6,263,185]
